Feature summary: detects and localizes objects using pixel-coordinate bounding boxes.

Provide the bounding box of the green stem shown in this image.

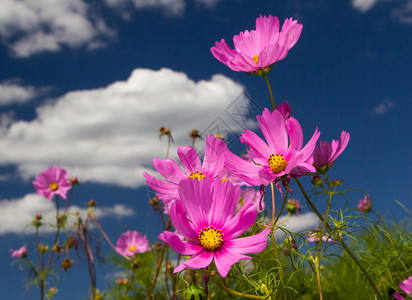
[294,178,382,299]
[263,74,276,111]
[314,258,323,300]
[209,276,266,299]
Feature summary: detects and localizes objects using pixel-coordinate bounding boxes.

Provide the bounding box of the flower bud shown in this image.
[331,179,343,187]
[86,199,96,207]
[189,129,201,139]
[52,244,62,253]
[38,244,48,254]
[61,257,73,271]
[70,176,79,185]
[213,133,225,141]
[155,242,162,252]
[357,194,372,213]
[149,196,161,211]
[159,126,171,136]
[311,175,323,185]
[182,281,207,300]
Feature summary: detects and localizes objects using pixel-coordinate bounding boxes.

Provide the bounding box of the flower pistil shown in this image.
[267,153,287,174]
[199,226,223,251]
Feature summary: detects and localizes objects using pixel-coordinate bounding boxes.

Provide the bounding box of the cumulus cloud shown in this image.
[351,0,379,12]
[0,68,252,188]
[0,193,135,235]
[0,80,46,106]
[392,1,412,24]
[274,212,320,240]
[104,0,185,16]
[0,0,114,57]
[371,98,395,116]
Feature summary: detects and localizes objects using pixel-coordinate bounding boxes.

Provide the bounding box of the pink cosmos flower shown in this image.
[10,246,28,258]
[211,15,303,73]
[394,276,412,300]
[143,135,227,212]
[307,228,334,243]
[225,108,320,186]
[357,194,372,213]
[32,165,72,200]
[115,231,150,257]
[313,131,350,169]
[158,178,269,278]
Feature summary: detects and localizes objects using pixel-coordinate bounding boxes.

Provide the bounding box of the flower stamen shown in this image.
[129,245,137,252]
[49,182,58,191]
[267,153,287,174]
[188,171,206,181]
[252,54,259,64]
[199,226,223,251]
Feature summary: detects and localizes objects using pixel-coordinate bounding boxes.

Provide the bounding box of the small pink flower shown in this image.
[32,165,72,200]
[115,231,150,257]
[313,131,350,169]
[276,101,291,120]
[357,194,372,213]
[159,178,269,278]
[225,108,320,186]
[211,15,303,74]
[400,276,412,295]
[10,246,28,258]
[144,135,227,212]
[394,276,412,299]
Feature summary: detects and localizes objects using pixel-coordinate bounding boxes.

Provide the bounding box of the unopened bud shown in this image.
[189,129,201,139]
[311,175,322,185]
[66,236,78,249]
[70,176,79,185]
[286,199,301,215]
[149,196,160,210]
[87,200,96,207]
[61,257,73,271]
[58,214,67,227]
[38,244,48,254]
[159,126,171,136]
[52,244,62,253]
[331,179,343,187]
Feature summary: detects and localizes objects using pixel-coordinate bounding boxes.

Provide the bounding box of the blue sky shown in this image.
[0,0,411,298]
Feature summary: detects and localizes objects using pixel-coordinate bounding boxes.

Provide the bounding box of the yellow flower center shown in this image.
[267,154,287,174]
[49,182,58,191]
[129,245,137,252]
[188,171,206,181]
[199,226,223,251]
[252,54,259,64]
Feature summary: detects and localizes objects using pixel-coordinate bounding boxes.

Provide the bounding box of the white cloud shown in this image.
[0,68,250,188]
[392,1,412,24]
[351,0,379,12]
[371,98,395,116]
[0,80,45,106]
[0,193,135,235]
[104,0,185,16]
[274,212,319,240]
[0,0,114,57]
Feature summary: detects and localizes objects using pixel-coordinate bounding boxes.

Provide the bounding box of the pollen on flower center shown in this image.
[199,226,223,251]
[49,182,58,191]
[267,153,287,174]
[188,171,206,181]
[129,245,137,252]
[252,54,259,64]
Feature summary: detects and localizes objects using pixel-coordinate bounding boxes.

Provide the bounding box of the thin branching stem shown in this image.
[209,276,266,299]
[294,177,383,300]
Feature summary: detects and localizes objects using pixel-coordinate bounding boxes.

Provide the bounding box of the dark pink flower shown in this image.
[276,101,291,120]
[143,135,227,212]
[211,15,302,74]
[225,108,320,186]
[32,166,72,200]
[115,231,150,257]
[394,276,412,299]
[10,246,27,258]
[357,194,372,212]
[313,131,350,169]
[159,178,269,278]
